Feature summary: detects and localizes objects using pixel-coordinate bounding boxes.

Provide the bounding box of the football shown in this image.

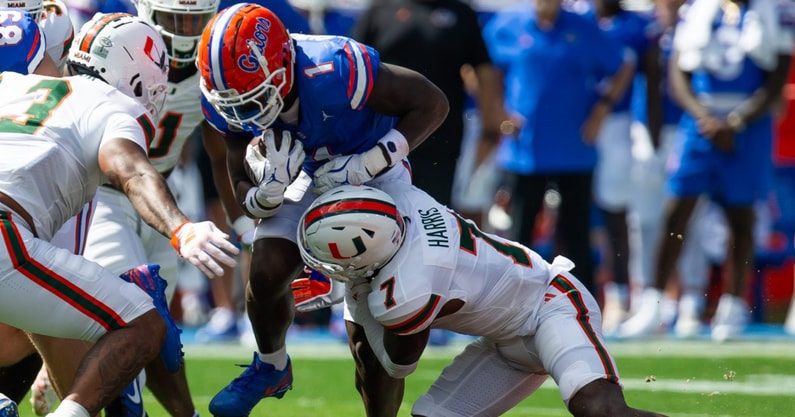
[244,127,293,184]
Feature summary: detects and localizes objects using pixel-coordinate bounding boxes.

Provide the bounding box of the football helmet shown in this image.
[197,3,294,131]
[298,185,406,283]
[133,0,219,67]
[0,0,43,22]
[67,13,169,120]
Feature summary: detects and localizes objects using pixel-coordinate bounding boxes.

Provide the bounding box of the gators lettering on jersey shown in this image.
[202,34,398,177]
[0,8,45,74]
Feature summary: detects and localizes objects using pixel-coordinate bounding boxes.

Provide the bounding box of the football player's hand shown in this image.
[312,152,380,194]
[245,129,305,206]
[313,129,409,194]
[292,268,346,312]
[170,221,239,278]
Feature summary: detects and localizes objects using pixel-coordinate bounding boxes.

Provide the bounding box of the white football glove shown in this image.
[313,129,409,194]
[170,221,239,278]
[245,129,305,210]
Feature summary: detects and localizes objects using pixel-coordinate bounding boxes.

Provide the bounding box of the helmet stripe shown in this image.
[208,3,246,90]
[305,199,399,227]
[78,13,126,53]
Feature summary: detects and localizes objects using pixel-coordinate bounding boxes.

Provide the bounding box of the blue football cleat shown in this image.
[209,353,292,417]
[0,394,19,417]
[104,375,146,417]
[120,264,184,373]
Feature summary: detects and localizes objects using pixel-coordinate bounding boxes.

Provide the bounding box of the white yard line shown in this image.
[184,338,795,359]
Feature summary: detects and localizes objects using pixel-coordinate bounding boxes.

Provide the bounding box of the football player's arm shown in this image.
[202,122,255,245]
[366,62,449,151]
[223,135,261,216]
[99,137,238,277]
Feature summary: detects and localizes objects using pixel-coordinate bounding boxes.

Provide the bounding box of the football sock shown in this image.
[258,346,287,371]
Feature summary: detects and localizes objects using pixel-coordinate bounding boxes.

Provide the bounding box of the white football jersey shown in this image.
[361,182,557,340]
[0,72,154,241]
[147,72,204,174]
[40,0,74,69]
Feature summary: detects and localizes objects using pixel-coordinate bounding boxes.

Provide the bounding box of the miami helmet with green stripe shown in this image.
[298,185,406,283]
[66,13,169,120]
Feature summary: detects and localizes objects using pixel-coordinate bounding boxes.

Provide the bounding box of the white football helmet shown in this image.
[133,0,219,67]
[298,185,406,283]
[0,0,43,22]
[67,13,169,120]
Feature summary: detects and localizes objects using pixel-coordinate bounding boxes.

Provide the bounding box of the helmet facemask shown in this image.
[200,39,292,130]
[1,0,43,22]
[135,0,220,67]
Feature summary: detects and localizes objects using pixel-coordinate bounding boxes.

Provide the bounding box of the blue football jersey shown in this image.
[0,8,45,74]
[599,10,656,113]
[203,34,398,177]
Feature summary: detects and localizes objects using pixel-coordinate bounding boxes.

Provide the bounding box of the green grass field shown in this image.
[52,339,790,417]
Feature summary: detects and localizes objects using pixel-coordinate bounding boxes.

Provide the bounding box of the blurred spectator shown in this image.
[290,0,366,35]
[590,0,657,333]
[63,0,135,29]
[350,0,504,212]
[482,0,634,294]
[619,0,793,342]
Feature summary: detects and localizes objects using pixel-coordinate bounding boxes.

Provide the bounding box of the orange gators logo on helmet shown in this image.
[197,3,293,97]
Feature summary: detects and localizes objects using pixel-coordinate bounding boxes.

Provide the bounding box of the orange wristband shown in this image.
[170,220,191,252]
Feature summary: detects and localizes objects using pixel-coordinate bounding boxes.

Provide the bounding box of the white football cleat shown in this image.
[615,287,666,339]
[674,292,704,338]
[711,294,750,342]
[30,366,57,416]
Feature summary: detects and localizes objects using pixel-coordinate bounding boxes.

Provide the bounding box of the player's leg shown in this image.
[346,320,403,417]
[208,173,317,417]
[593,113,635,332]
[411,338,548,417]
[0,229,164,417]
[535,272,667,416]
[77,187,156,417]
[140,226,197,417]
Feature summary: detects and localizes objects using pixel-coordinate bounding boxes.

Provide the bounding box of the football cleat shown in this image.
[29,366,57,416]
[711,294,750,342]
[120,264,184,373]
[209,353,292,417]
[0,394,19,417]
[195,307,239,343]
[104,375,147,417]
